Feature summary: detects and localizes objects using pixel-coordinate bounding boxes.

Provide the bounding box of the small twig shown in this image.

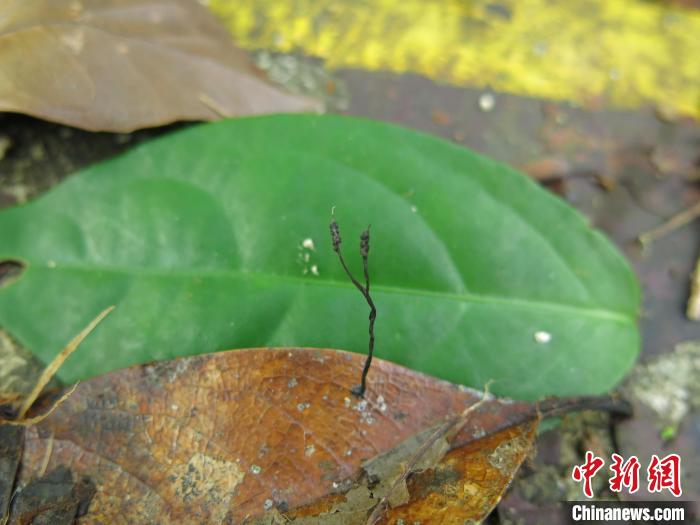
[330,218,377,397]
[1,483,21,525]
[366,383,493,525]
[38,433,54,477]
[536,394,632,420]
[687,255,700,321]
[18,306,114,419]
[198,92,231,118]
[638,201,700,247]
[1,383,79,427]
[0,392,23,405]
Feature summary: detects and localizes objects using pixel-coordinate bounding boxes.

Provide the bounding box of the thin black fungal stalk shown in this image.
[330,219,377,397]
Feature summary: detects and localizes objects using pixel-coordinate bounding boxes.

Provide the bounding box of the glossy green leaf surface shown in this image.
[0,115,640,399]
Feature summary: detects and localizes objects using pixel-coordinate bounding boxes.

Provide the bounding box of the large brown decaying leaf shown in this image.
[3,348,545,524]
[0,0,319,132]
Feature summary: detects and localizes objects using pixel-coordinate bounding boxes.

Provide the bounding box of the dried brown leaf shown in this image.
[247,421,538,525]
[272,392,538,525]
[7,466,95,525]
[0,0,319,132]
[9,348,541,524]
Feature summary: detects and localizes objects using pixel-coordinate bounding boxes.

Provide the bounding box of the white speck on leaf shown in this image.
[302,238,315,250]
[353,399,375,424]
[250,464,262,474]
[534,331,552,344]
[288,378,298,388]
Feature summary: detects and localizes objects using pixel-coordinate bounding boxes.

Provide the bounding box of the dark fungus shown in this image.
[329,218,377,398]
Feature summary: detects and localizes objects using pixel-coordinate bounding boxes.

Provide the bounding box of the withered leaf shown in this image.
[273,421,538,525]
[12,348,541,524]
[8,466,96,525]
[0,0,319,132]
[0,425,23,520]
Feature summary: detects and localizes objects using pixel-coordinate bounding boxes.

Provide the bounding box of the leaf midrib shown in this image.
[14,259,635,324]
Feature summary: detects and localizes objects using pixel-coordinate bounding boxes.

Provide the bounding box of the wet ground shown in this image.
[1,33,698,525]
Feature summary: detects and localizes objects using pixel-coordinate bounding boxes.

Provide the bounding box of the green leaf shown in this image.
[0,115,640,399]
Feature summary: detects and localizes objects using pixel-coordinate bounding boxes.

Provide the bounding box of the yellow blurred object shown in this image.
[209,0,700,117]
